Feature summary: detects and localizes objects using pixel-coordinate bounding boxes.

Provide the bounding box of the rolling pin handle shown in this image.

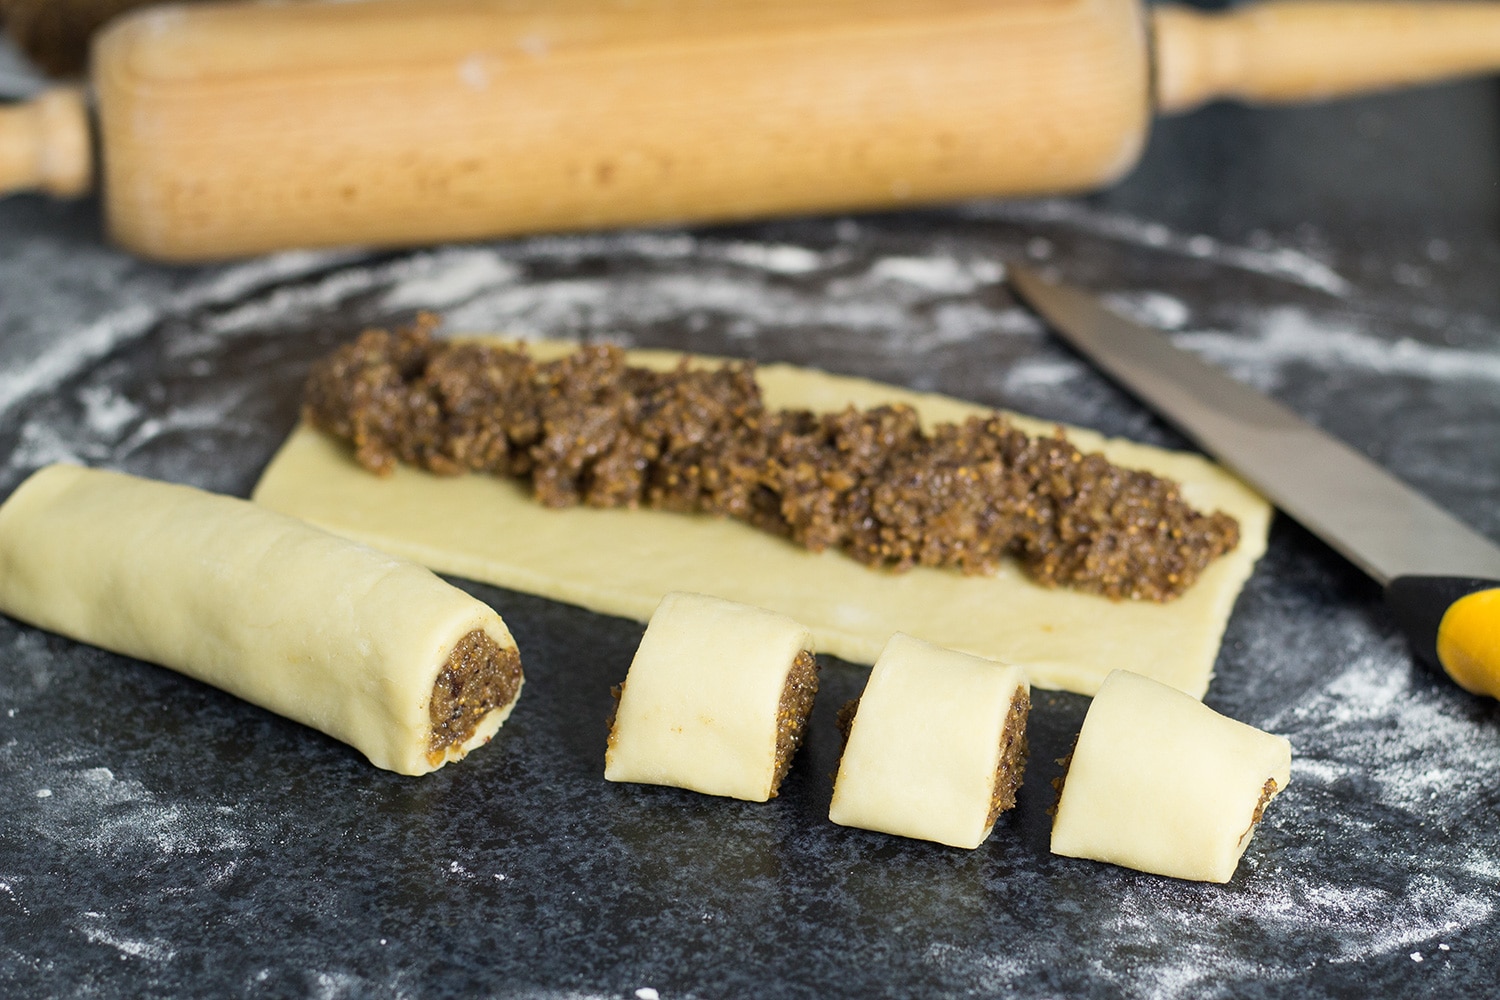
[1385,576,1500,699]
[1154,2,1500,114]
[0,87,94,198]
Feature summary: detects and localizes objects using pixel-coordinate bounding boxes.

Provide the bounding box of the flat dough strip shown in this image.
[253,342,1271,697]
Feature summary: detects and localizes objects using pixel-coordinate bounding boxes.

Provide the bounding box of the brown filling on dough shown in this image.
[985,686,1032,826]
[1048,747,1076,819]
[1250,777,1279,825]
[305,320,1240,601]
[427,629,523,758]
[769,650,820,797]
[604,682,624,754]
[834,697,860,750]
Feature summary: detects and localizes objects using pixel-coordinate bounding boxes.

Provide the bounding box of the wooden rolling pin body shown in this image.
[7,0,1500,260]
[91,0,1151,260]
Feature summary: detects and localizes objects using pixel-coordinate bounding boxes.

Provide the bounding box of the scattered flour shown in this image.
[1178,306,1500,388]
[716,242,827,274]
[2,194,1496,995]
[379,248,524,311]
[76,386,142,439]
[864,255,1003,293]
[0,248,361,420]
[1103,290,1192,331]
[975,200,1353,296]
[77,917,177,963]
[10,761,250,858]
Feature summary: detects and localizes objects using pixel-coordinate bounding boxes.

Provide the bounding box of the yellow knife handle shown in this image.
[1386,577,1500,699]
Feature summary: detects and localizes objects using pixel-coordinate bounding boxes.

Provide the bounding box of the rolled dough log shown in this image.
[1049,669,1292,883]
[0,464,523,775]
[829,633,1030,849]
[604,591,816,801]
[253,341,1271,698]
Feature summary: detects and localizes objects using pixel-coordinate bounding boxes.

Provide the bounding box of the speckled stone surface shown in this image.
[2,36,1500,1000]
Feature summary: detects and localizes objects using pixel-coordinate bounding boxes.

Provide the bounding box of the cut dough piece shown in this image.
[1049,669,1292,883]
[604,591,817,802]
[829,633,1030,850]
[0,464,523,776]
[253,341,1272,697]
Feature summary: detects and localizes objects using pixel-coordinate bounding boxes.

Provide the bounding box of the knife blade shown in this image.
[1008,264,1500,699]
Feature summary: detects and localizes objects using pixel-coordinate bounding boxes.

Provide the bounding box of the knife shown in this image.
[1007,264,1500,700]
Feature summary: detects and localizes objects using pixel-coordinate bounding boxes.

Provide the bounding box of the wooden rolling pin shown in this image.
[4,0,1500,261]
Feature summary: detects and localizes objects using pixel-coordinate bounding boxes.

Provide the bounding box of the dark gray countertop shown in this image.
[2,33,1499,1000]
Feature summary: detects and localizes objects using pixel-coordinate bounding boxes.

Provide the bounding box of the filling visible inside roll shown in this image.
[603,591,817,801]
[986,686,1032,825]
[427,629,524,758]
[1047,669,1292,883]
[827,633,1031,849]
[833,683,1031,831]
[770,649,820,794]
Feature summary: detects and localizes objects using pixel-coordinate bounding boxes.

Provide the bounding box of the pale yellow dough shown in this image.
[1049,670,1292,883]
[0,464,522,776]
[604,591,813,801]
[829,633,1029,849]
[252,341,1271,697]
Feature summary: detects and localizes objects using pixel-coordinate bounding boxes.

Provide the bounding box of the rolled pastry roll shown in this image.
[604,591,817,801]
[1050,669,1292,883]
[0,464,523,775]
[828,633,1031,849]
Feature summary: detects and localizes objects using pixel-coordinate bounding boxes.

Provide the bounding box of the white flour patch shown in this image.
[1103,290,1191,331]
[197,266,393,338]
[77,386,142,439]
[1271,650,1500,817]
[381,248,523,311]
[993,308,1046,336]
[997,358,1080,393]
[495,230,698,264]
[31,765,249,856]
[924,940,1033,989]
[1176,307,1500,388]
[78,917,177,963]
[715,242,826,274]
[190,249,367,307]
[0,879,29,915]
[865,255,1002,294]
[440,254,1028,351]
[10,419,91,469]
[444,272,922,339]
[0,302,158,420]
[309,970,368,999]
[0,249,360,420]
[977,200,1352,296]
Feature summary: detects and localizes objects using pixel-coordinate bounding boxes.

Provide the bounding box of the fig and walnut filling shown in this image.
[769,650,820,796]
[1249,777,1280,826]
[985,686,1031,826]
[427,629,523,759]
[304,321,1240,602]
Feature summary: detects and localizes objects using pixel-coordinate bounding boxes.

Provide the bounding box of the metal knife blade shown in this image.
[1008,263,1500,698]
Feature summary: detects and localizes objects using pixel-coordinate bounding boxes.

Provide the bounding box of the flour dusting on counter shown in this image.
[1181,307,1500,386]
[975,199,1353,296]
[2,199,1498,997]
